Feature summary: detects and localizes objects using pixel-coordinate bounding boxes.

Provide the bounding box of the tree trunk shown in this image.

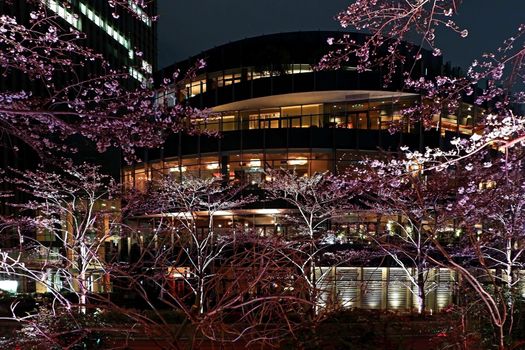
[416,267,426,314]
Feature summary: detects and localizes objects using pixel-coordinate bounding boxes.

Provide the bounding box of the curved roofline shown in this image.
[183,30,355,59]
[211,90,419,112]
[155,30,444,88]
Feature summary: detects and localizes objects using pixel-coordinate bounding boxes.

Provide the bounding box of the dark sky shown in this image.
[158,1,525,70]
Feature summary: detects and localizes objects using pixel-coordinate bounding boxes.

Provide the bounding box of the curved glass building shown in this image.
[125,31,480,191]
[122,32,485,312]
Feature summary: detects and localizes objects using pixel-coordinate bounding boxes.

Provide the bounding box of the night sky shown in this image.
[158,1,525,70]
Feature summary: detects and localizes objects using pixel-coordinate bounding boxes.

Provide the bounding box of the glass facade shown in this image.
[127,91,486,194]
[127,92,482,192]
[158,64,346,102]
[183,97,480,135]
[157,74,483,136]
[124,150,338,190]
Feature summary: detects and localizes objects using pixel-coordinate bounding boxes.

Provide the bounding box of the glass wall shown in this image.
[123,150,335,190]
[431,102,485,136]
[157,89,479,136]
[156,64,320,103]
[192,96,435,133]
[185,97,482,137]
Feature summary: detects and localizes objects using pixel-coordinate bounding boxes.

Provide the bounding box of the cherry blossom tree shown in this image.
[0,1,207,164]
[113,176,323,348]
[349,157,459,314]
[0,164,120,314]
[320,3,525,345]
[350,142,525,348]
[322,0,525,135]
[444,146,525,349]
[129,176,254,315]
[263,170,366,314]
[6,0,525,348]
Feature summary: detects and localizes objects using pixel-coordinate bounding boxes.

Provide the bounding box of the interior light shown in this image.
[390,292,401,308]
[169,166,186,172]
[0,280,18,293]
[43,0,82,30]
[288,157,308,166]
[254,209,282,214]
[79,2,130,49]
[127,0,152,26]
[206,162,219,170]
[248,159,261,167]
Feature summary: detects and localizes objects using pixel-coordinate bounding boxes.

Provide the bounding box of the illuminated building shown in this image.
[0,1,156,292]
[1,0,157,211]
[120,32,484,311]
[131,32,480,191]
[0,0,156,86]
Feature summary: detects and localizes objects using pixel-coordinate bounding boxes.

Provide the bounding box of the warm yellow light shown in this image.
[248,159,261,167]
[168,266,190,278]
[288,157,308,166]
[214,210,234,216]
[169,166,187,172]
[253,209,282,215]
[390,292,401,308]
[406,161,422,175]
[206,162,219,170]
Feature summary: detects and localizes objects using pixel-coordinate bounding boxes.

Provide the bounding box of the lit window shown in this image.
[129,67,146,83]
[42,0,82,30]
[127,0,152,27]
[79,2,131,50]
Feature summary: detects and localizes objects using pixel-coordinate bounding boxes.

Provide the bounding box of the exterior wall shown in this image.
[126,90,482,190]
[119,32,484,314]
[316,267,457,313]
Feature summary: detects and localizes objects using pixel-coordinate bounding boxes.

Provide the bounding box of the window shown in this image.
[259,109,280,129]
[42,0,82,30]
[79,3,131,50]
[127,0,152,27]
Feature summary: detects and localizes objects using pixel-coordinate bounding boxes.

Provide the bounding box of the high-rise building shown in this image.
[0,0,157,213]
[0,0,156,86]
[0,1,157,294]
